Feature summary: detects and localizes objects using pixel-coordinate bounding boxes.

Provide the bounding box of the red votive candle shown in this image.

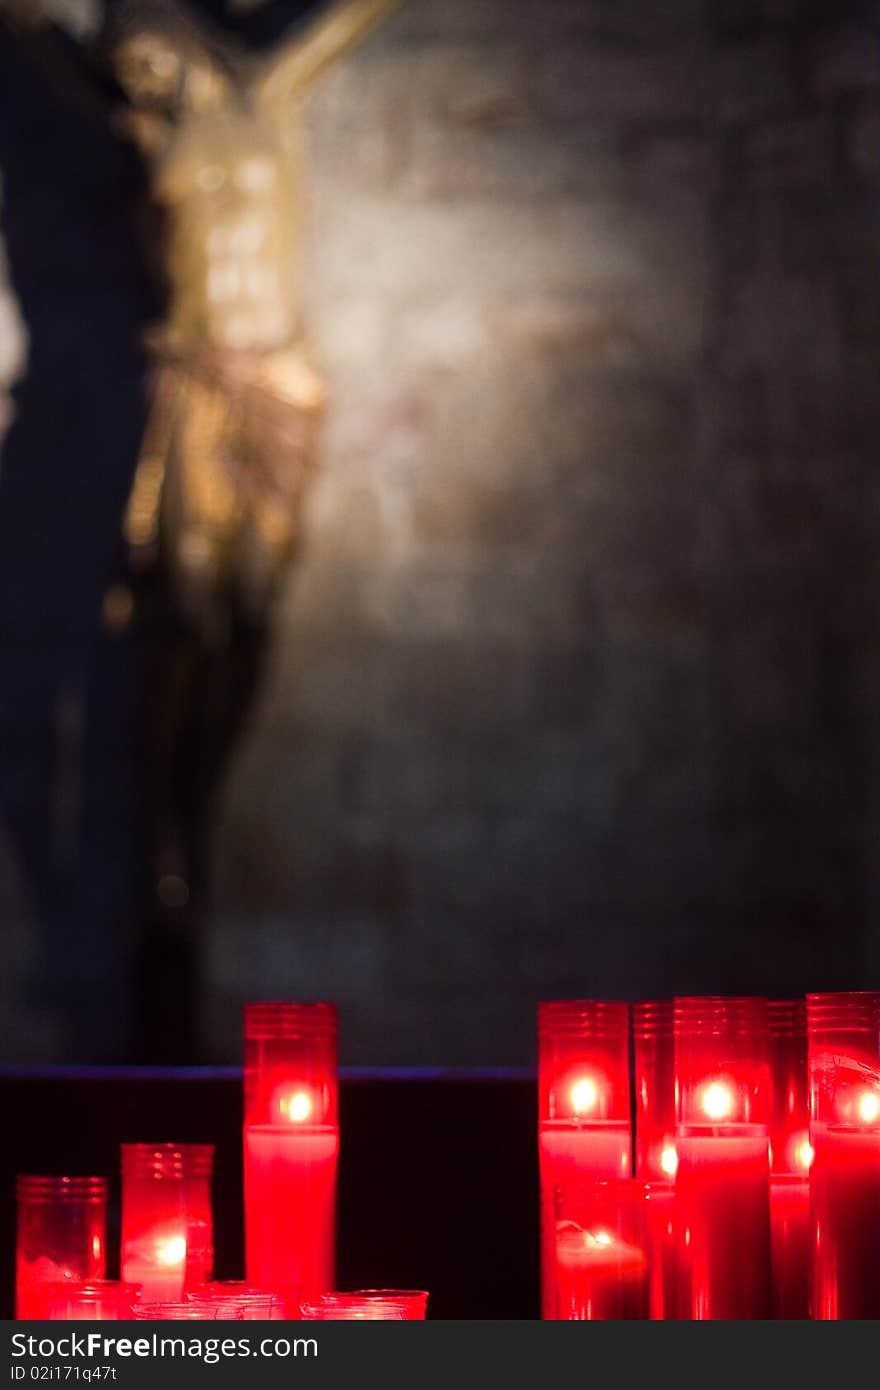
[16,1176,108,1320]
[552,1180,649,1320]
[121,1144,214,1304]
[768,999,812,1176]
[674,996,772,1319]
[633,1001,677,1182]
[538,1001,631,1319]
[41,1280,142,1321]
[769,1175,810,1319]
[807,990,880,1319]
[244,1001,339,1304]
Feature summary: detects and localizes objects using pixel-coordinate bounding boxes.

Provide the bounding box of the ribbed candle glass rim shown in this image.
[632,1000,673,1037]
[15,1175,108,1204]
[673,995,768,1037]
[767,999,807,1036]
[121,1143,214,1178]
[806,990,880,1032]
[538,999,629,1039]
[244,1001,338,1040]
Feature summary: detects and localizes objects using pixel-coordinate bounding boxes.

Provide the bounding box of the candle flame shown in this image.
[700,1080,734,1122]
[155,1235,187,1267]
[282,1090,313,1123]
[794,1136,814,1171]
[570,1076,599,1116]
[660,1143,679,1177]
[589,1229,613,1247]
[857,1089,880,1124]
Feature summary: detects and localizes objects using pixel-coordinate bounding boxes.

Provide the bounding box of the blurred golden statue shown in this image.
[108,0,402,623]
[0,0,404,1055]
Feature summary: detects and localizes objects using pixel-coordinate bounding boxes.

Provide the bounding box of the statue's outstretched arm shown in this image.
[250,0,405,116]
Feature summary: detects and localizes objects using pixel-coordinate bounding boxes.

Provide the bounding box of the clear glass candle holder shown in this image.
[16,1176,108,1320]
[244,1002,339,1303]
[121,1144,214,1304]
[807,991,880,1319]
[133,1302,234,1320]
[299,1295,404,1321]
[348,1290,428,1320]
[552,1180,650,1321]
[41,1280,141,1321]
[187,1282,290,1319]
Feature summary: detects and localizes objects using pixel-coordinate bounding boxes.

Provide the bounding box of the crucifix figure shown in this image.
[1,0,405,1057]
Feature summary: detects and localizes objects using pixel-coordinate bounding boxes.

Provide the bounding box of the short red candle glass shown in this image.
[552,1180,650,1320]
[121,1144,214,1305]
[187,1283,290,1319]
[299,1295,405,1321]
[244,1002,339,1304]
[16,1176,108,1320]
[768,999,811,1176]
[41,1280,142,1321]
[807,990,880,1319]
[673,996,772,1320]
[538,1001,631,1319]
[633,1001,677,1182]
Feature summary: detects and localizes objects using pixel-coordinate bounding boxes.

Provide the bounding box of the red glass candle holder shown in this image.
[41,1280,142,1321]
[299,1295,405,1320]
[121,1144,214,1305]
[770,1175,810,1319]
[633,1001,677,1182]
[348,1290,428,1320]
[16,1176,108,1320]
[538,1001,631,1319]
[673,996,771,1319]
[644,1183,677,1321]
[187,1282,290,1320]
[244,1002,339,1303]
[768,999,811,1176]
[552,1180,650,1320]
[807,990,880,1319]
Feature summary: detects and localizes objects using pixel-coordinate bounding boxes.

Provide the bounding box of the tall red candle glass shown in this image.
[633,1001,677,1182]
[244,1001,339,1304]
[538,1001,631,1319]
[552,1180,649,1320]
[768,999,812,1176]
[673,996,771,1320]
[807,990,880,1319]
[16,1177,108,1320]
[121,1144,214,1304]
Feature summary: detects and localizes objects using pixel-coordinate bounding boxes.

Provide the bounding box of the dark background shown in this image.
[1,0,880,1069]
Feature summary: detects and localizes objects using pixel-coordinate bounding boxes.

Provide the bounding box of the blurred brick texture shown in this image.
[199,0,880,1065]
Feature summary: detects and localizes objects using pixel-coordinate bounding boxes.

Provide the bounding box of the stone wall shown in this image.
[206,0,880,1064]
